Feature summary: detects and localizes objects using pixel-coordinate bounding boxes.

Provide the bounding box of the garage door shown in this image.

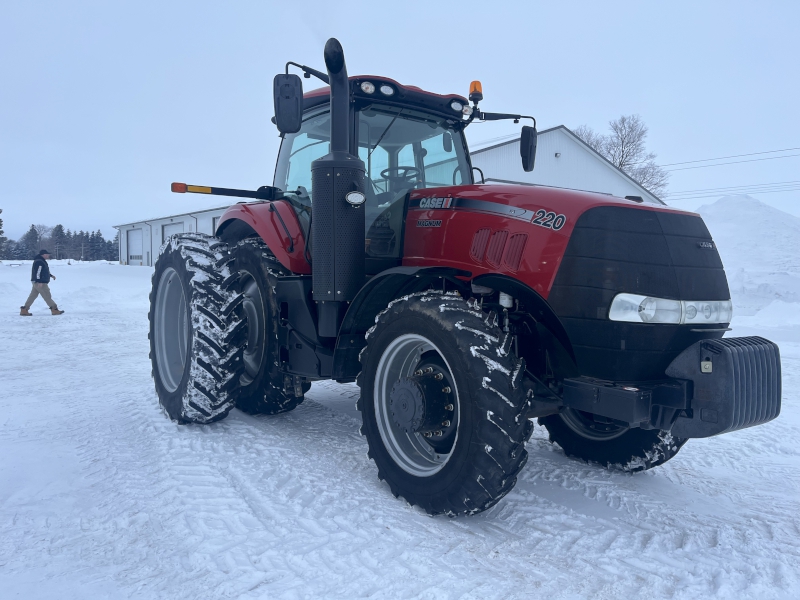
[127,229,143,265]
[162,222,184,241]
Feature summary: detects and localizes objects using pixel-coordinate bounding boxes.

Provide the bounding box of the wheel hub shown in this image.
[239,273,265,385]
[389,369,452,436]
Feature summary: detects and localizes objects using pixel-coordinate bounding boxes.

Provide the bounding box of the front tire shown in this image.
[358,292,533,516]
[149,233,243,423]
[538,410,687,471]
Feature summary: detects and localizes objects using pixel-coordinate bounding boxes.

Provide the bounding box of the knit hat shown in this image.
[38,249,51,256]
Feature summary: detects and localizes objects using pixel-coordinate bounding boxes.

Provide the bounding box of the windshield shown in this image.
[273,103,471,261]
[274,104,471,199]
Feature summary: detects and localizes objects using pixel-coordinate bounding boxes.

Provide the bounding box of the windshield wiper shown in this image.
[369,108,404,159]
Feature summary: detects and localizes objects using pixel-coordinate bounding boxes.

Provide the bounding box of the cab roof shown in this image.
[303,75,470,120]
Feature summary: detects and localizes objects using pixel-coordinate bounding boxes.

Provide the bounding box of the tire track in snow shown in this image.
[1,266,799,599]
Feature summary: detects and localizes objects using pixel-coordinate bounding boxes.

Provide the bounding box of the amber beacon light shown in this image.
[469,80,483,104]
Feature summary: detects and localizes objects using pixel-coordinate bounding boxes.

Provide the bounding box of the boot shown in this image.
[20,306,32,316]
[50,306,65,315]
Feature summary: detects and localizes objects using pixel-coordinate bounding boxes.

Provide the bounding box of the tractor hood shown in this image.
[403,183,731,380]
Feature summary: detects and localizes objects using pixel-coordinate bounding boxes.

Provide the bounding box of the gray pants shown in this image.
[23,283,57,310]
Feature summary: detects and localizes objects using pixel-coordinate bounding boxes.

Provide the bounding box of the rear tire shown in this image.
[228,238,309,415]
[538,410,687,471]
[358,292,533,516]
[149,233,243,423]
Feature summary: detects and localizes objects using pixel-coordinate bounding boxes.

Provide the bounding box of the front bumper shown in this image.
[559,336,781,438]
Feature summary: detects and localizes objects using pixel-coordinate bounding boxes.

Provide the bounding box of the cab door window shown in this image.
[273,110,330,197]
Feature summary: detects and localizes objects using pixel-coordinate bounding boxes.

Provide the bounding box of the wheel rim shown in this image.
[239,272,265,386]
[154,267,189,393]
[560,409,628,441]
[374,334,460,477]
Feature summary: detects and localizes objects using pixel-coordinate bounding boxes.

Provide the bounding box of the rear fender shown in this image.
[216,201,310,274]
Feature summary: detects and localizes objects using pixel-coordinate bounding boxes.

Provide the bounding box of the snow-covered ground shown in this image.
[1,196,798,599]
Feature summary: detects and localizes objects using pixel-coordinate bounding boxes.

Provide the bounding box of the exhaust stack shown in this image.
[311,38,366,337]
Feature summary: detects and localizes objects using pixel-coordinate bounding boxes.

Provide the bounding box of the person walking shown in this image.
[20,249,65,316]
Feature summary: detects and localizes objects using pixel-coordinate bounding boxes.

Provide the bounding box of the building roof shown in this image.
[470,125,664,204]
[114,204,231,229]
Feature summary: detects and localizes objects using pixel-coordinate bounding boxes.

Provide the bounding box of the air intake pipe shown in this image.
[311,38,366,337]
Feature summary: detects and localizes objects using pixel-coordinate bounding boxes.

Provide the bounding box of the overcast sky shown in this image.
[1,1,798,239]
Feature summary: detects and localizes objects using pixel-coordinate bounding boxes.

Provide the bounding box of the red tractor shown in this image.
[150,39,781,516]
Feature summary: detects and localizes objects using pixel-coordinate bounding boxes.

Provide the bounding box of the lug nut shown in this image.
[442,386,451,394]
[434,373,443,380]
[445,404,454,411]
[424,367,434,374]
[423,431,432,438]
[433,430,443,437]
[442,420,451,427]
[414,369,423,376]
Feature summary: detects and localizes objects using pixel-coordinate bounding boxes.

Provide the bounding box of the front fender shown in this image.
[332,266,471,380]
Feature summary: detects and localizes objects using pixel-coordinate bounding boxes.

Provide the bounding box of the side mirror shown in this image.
[273,74,303,134]
[520,125,537,172]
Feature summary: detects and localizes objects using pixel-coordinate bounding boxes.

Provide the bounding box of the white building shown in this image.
[115,125,659,266]
[115,206,228,266]
[470,125,661,204]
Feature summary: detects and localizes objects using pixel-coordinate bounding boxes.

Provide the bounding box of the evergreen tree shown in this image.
[0,209,7,259]
[10,240,25,260]
[19,225,40,259]
[91,229,106,260]
[109,230,120,261]
[51,224,67,259]
[65,229,75,259]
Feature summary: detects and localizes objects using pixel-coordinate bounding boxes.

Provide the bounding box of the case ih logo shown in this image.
[418,197,454,209]
[697,241,715,249]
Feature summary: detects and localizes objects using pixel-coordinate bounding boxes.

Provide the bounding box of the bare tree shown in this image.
[34,224,53,249]
[572,124,606,156]
[572,115,669,197]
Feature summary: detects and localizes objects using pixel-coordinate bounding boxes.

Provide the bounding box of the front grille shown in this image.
[548,206,731,380]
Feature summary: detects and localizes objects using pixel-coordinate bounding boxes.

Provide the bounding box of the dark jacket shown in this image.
[31,256,51,283]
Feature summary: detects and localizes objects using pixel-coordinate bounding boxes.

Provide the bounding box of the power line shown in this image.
[664,180,800,195]
[666,187,800,202]
[660,146,800,167]
[664,153,800,172]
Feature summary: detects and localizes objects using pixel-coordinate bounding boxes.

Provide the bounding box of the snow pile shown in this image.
[698,195,800,319]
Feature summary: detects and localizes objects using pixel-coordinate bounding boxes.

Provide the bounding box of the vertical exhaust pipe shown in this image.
[311,38,366,337]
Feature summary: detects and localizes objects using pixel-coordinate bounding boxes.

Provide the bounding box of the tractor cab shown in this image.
[273,77,474,271]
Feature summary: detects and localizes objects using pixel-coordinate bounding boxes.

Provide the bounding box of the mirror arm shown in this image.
[477,111,536,128]
[285,61,330,84]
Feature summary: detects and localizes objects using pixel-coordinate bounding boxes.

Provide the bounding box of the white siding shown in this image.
[470,127,661,204]
[115,207,228,266]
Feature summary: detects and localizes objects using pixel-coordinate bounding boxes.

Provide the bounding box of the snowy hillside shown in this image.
[698,195,800,314]
[697,195,800,344]
[1,202,799,599]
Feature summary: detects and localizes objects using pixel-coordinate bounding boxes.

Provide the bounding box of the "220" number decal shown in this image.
[532,209,566,231]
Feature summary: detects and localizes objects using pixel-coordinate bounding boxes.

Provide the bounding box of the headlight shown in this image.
[360,81,375,94]
[379,84,394,96]
[450,100,464,112]
[608,293,733,324]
